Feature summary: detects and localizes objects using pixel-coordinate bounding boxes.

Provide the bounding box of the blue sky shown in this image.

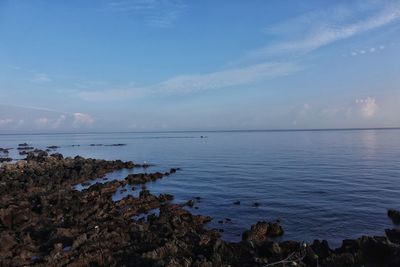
[1,0,400,132]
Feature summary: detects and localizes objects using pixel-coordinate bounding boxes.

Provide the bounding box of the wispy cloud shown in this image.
[78,87,145,102]
[31,73,51,83]
[157,62,299,93]
[10,66,53,83]
[247,1,400,60]
[79,1,399,102]
[105,0,186,28]
[77,62,299,101]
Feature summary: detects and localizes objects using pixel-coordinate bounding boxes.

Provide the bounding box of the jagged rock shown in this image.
[242,221,284,242]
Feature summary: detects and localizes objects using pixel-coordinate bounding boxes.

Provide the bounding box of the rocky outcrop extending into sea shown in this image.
[1,147,400,266]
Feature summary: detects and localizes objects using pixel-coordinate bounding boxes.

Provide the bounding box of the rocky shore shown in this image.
[1,149,400,266]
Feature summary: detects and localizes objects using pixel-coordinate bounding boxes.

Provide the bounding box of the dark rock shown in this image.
[0,157,12,163]
[185,199,195,207]
[242,221,284,242]
[388,209,400,224]
[104,144,127,146]
[17,146,34,150]
[259,241,282,258]
[233,201,241,205]
[18,143,29,147]
[50,153,63,160]
[386,229,400,244]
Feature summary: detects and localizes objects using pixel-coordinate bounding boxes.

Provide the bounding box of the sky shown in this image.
[1,0,400,133]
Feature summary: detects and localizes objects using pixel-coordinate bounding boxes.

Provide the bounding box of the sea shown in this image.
[1,129,400,247]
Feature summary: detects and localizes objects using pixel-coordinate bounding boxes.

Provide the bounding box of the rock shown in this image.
[388,209,400,224]
[1,151,400,267]
[259,242,282,258]
[18,143,29,147]
[0,157,12,163]
[185,200,195,207]
[385,229,400,244]
[17,146,34,150]
[311,240,332,259]
[242,221,284,242]
[50,153,64,160]
[0,232,17,251]
[269,221,285,237]
[233,201,241,205]
[104,144,127,146]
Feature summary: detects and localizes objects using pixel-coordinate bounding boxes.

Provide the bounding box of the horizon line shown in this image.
[0,126,400,136]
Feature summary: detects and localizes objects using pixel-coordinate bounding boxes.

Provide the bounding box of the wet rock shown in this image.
[158,194,174,202]
[388,209,400,224]
[233,201,241,205]
[104,144,127,146]
[18,143,29,147]
[259,241,282,258]
[47,146,59,149]
[311,239,332,259]
[0,157,12,163]
[386,229,400,244]
[50,153,63,160]
[242,221,284,242]
[17,146,34,150]
[0,148,11,153]
[185,199,195,207]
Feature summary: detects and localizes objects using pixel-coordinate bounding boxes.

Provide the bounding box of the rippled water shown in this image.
[1,129,400,247]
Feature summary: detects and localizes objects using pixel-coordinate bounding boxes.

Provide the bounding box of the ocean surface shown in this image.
[1,129,400,247]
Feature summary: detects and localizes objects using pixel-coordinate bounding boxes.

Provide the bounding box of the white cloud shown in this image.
[248,2,400,60]
[0,118,13,127]
[157,62,298,93]
[349,45,386,57]
[52,114,66,128]
[35,117,49,126]
[73,113,95,127]
[31,73,51,83]
[76,62,299,101]
[355,97,378,118]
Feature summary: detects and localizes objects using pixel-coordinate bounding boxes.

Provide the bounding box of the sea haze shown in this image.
[1,129,399,247]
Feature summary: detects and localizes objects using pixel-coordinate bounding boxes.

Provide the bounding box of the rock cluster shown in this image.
[1,152,400,266]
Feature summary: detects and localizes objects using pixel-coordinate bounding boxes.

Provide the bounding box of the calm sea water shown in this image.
[1,129,400,247]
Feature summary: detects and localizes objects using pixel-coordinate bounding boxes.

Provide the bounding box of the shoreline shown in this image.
[1,147,400,266]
